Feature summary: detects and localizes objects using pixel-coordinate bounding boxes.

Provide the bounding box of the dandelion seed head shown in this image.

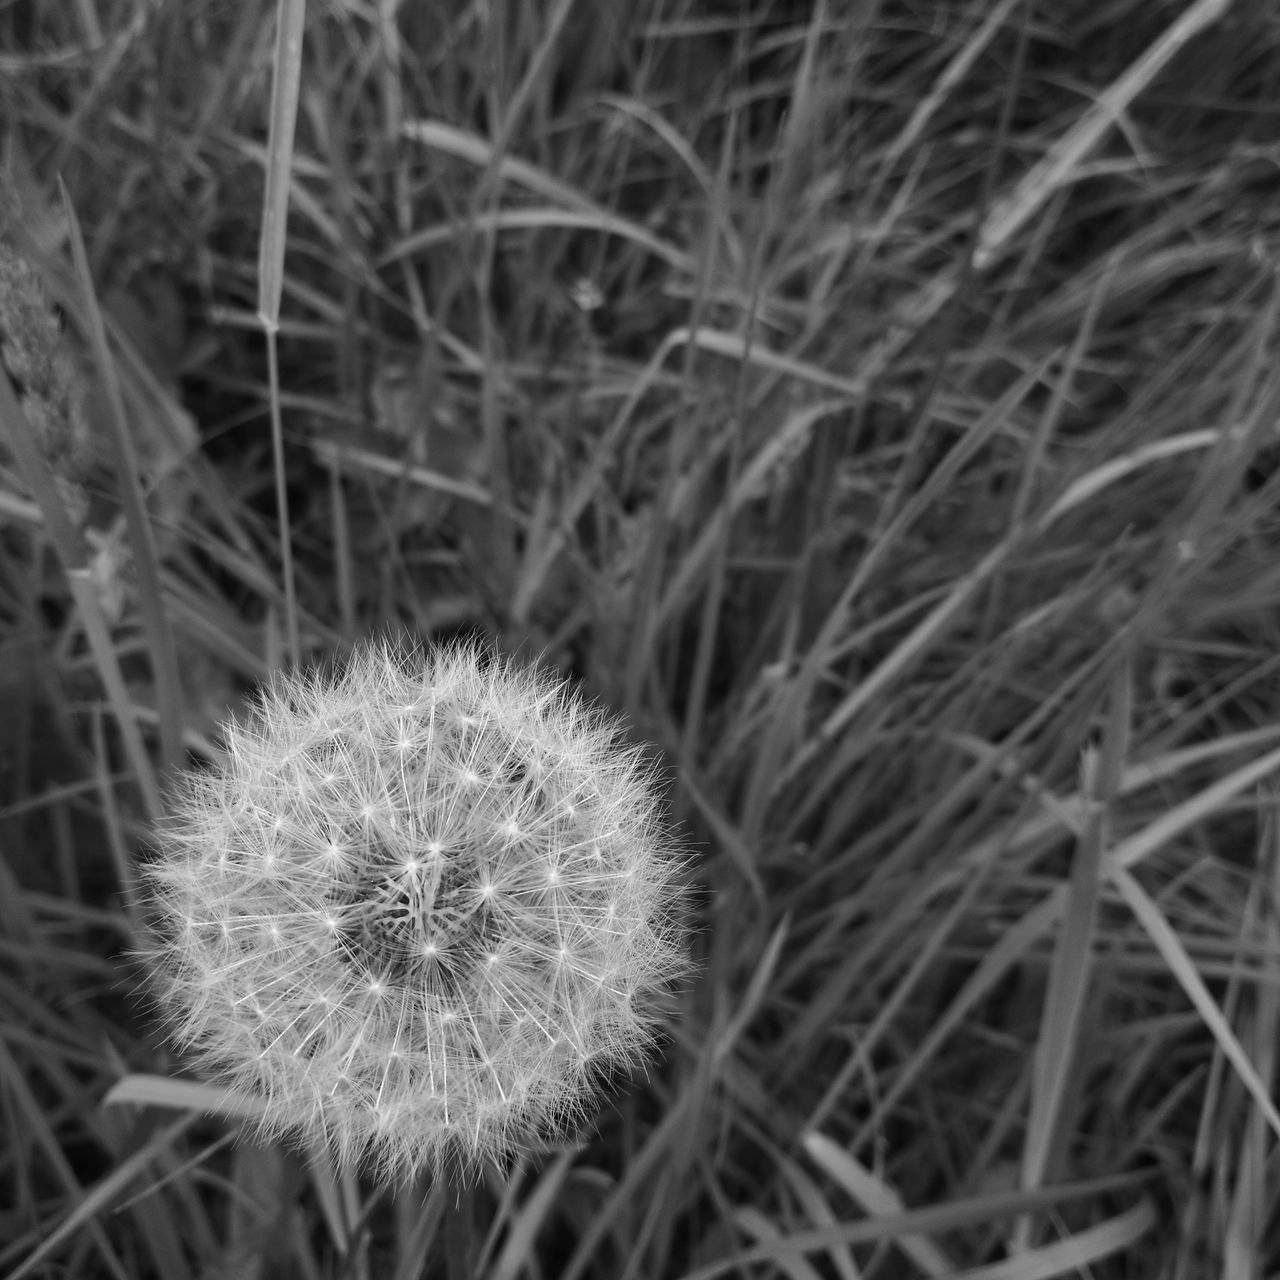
[140,639,688,1183]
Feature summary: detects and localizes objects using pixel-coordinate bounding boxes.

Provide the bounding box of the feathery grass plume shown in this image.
[0,234,92,527]
[141,639,688,1183]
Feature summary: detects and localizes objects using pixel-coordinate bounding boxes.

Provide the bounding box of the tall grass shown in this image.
[2,1,1279,1276]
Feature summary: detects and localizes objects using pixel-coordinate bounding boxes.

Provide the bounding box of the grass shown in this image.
[2,0,1280,1275]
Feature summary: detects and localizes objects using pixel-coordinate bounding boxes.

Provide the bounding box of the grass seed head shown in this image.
[0,235,92,526]
[142,639,688,1183]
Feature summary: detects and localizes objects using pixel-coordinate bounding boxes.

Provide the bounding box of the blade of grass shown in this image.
[732,1207,825,1280]
[847,892,1065,1154]
[1222,803,1280,1277]
[878,0,1024,177]
[975,0,1235,270]
[674,1174,1154,1280]
[0,1037,136,1280]
[777,354,1056,795]
[59,181,184,781]
[796,785,1007,1099]
[948,1200,1155,1280]
[395,119,696,274]
[774,1156,861,1280]
[304,1139,352,1256]
[654,397,851,634]
[489,1151,574,1280]
[1016,663,1131,1245]
[9,1123,203,1280]
[257,0,307,668]
[103,1073,269,1120]
[1109,863,1280,1139]
[0,365,161,820]
[390,1179,448,1280]
[950,726,1280,875]
[1110,740,1280,871]
[803,1131,957,1277]
[625,106,737,716]
[560,1043,715,1280]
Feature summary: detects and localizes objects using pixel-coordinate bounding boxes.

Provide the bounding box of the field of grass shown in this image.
[4,0,1280,1276]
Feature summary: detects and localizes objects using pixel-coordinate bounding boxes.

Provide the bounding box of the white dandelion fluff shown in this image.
[141,640,688,1182]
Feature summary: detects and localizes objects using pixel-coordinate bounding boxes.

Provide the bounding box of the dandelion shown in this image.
[141,640,688,1183]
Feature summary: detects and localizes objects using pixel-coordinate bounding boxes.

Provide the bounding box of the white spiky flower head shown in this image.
[142,639,688,1183]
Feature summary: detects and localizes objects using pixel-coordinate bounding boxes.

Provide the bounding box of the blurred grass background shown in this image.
[4,0,1280,1276]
